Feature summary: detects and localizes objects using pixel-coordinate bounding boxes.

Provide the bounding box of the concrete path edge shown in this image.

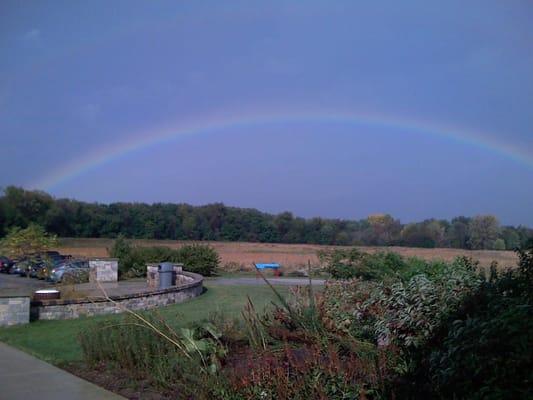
[0,341,125,400]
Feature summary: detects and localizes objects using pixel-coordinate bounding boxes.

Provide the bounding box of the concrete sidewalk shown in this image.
[208,277,325,286]
[0,342,124,400]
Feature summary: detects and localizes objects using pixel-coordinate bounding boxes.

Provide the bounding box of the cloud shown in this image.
[23,29,41,40]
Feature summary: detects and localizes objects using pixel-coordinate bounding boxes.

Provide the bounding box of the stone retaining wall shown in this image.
[30,272,203,321]
[0,296,30,326]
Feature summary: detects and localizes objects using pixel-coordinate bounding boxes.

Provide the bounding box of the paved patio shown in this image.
[0,273,50,296]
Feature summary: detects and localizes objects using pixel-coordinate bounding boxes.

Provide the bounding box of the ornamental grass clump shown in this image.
[79,312,227,390]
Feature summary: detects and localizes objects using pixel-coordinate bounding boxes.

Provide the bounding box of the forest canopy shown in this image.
[0,186,531,250]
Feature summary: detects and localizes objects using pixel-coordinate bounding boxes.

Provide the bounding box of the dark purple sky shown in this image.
[1,1,532,225]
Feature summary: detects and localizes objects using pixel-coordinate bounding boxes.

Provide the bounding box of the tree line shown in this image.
[0,186,531,250]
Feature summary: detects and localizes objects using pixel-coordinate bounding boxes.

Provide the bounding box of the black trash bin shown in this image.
[158,262,174,289]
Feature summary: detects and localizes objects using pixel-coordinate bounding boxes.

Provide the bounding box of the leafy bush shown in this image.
[318,248,407,280]
[318,247,471,283]
[370,267,481,349]
[176,244,220,277]
[405,245,533,399]
[427,301,532,399]
[78,247,533,399]
[109,237,220,277]
[321,257,482,350]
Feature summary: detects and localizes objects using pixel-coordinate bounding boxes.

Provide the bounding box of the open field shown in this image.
[55,238,519,272]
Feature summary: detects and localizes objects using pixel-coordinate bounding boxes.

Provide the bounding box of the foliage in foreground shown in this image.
[321,256,482,349]
[79,313,227,395]
[79,247,533,399]
[109,235,220,277]
[405,243,533,399]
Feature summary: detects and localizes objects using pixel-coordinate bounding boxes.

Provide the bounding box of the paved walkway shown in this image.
[208,277,325,286]
[0,342,124,400]
[0,273,50,296]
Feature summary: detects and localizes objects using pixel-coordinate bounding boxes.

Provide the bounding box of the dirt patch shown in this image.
[64,363,170,400]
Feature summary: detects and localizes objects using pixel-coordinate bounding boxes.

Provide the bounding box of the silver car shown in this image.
[49,260,89,283]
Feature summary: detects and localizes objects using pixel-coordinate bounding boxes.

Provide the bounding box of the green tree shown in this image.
[467,215,500,250]
[448,216,471,248]
[0,224,58,276]
[1,186,53,228]
[401,220,445,248]
[366,214,401,245]
[501,227,520,250]
[1,187,531,251]
[493,238,506,250]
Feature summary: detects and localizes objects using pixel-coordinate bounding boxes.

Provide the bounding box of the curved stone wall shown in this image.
[30,272,203,321]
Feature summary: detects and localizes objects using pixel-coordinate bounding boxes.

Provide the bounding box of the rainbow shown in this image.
[30,109,533,190]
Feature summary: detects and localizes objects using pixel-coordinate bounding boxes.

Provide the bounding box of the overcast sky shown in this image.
[1,1,532,225]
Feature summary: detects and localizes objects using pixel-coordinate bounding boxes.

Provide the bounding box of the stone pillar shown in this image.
[146,263,184,288]
[89,258,118,286]
[173,263,183,274]
[146,263,159,288]
[0,296,30,326]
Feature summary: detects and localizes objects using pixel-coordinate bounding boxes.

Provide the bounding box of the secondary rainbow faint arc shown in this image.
[32,111,533,190]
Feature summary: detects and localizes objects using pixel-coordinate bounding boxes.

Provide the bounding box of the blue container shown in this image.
[255,263,280,270]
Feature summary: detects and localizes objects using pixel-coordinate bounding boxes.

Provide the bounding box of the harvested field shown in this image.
[55,238,519,272]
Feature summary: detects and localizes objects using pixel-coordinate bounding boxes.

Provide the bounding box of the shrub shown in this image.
[176,244,220,276]
[318,247,467,282]
[107,234,131,261]
[427,300,533,399]
[321,255,482,349]
[109,238,220,277]
[404,244,533,399]
[318,248,408,280]
[318,247,364,279]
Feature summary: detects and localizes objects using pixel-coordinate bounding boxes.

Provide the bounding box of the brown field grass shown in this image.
[55,238,519,272]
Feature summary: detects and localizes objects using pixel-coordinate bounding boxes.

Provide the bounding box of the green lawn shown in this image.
[0,282,288,365]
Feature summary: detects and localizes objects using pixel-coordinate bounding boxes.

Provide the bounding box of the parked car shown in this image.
[8,252,68,278]
[43,251,61,258]
[36,257,66,280]
[49,260,89,283]
[0,256,14,273]
[28,261,46,278]
[10,259,36,276]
